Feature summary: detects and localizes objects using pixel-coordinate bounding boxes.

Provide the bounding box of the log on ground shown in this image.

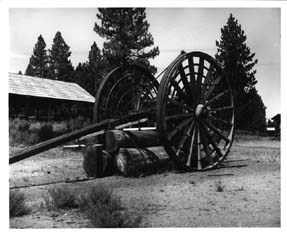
[82,145,114,178]
[116,146,171,177]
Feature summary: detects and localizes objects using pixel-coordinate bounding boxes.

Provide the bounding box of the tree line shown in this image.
[23,9,266,132]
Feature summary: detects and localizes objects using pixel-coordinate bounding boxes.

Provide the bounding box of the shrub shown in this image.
[66,116,91,131]
[9,119,62,146]
[77,185,141,227]
[38,123,54,141]
[10,190,31,217]
[43,187,78,210]
[215,181,225,192]
[52,122,69,136]
[29,122,42,133]
[9,117,91,146]
[9,118,30,146]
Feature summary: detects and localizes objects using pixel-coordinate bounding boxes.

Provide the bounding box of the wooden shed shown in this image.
[272,114,281,135]
[9,73,95,121]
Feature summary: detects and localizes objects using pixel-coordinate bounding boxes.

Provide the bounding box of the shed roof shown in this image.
[272,113,281,121]
[9,73,95,103]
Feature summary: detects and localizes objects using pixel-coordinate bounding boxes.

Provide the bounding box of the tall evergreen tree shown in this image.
[73,62,90,92]
[88,41,107,94]
[215,14,266,131]
[48,31,74,81]
[25,63,35,76]
[72,42,106,96]
[25,35,49,77]
[94,8,159,74]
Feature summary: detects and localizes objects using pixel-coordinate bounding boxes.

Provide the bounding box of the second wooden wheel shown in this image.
[157,51,234,171]
[94,64,159,124]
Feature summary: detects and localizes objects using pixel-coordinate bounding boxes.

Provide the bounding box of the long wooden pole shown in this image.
[9,108,155,164]
[9,119,119,164]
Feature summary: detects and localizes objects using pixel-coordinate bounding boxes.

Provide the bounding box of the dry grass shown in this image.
[10,190,31,217]
[43,186,79,210]
[77,184,142,227]
[42,185,142,227]
[215,181,225,192]
[230,146,280,163]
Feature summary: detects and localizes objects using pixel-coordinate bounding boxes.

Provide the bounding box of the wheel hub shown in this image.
[195,104,207,119]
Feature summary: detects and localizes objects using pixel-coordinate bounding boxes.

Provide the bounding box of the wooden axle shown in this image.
[105,129,161,153]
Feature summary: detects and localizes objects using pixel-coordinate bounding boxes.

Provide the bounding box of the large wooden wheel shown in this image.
[157,51,234,171]
[94,64,159,126]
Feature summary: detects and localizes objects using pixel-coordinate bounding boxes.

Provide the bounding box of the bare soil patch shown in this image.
[9,134,280,228]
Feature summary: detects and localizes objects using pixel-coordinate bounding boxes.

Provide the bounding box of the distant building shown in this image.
[266,113,280,136]
[9,73,95,121]
[272,114,281,135]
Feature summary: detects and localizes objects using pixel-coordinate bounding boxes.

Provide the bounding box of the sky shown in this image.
[9,8,280,118]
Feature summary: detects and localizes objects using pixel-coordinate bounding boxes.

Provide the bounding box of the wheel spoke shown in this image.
[199,124,213,165]
[186,123,197,167]
[176,120,195,156]
[201,64,214,98]
[203,64,214,86]
[168,98,194,112]
[197,125,202,170]
[168,118,193,140]
[170,80,190,104]
[199,120,224,159]
[197,57,204,101]
[208,115,233,127]
[204,120,230,143]
[210,105,233,112]
[178,63,195,102]
[188,56,197,98]
[123,91,147,112]
[204,89,230,107]
[165,113,193,121]
[203,75,223,102]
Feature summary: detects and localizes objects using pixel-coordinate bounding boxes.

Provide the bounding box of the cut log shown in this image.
[82,145,114,178]
[116,146,171,177]
[105,129,161,153]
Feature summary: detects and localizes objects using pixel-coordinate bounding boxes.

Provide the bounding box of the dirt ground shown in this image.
[9,134,280,228]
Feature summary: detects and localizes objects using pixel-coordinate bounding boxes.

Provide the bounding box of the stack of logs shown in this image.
[81,129,171,177]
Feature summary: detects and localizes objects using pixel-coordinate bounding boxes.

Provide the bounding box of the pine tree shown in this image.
[48,31,74,81]
[88,42,107,94]
[72,42,106,96]
[215,14,266,131]
[25,63,35,76]
[244,89,266,132]
[94,8,159,74]
[73,62,90,93]
[25,35,48,77]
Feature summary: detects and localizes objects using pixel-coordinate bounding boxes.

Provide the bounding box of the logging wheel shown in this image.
[94,64,159,125]
[157,51,234,171]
